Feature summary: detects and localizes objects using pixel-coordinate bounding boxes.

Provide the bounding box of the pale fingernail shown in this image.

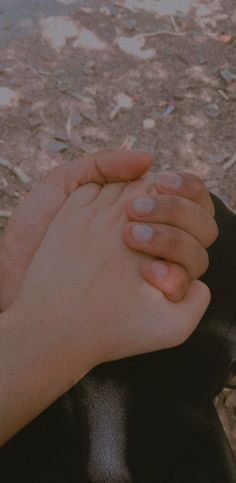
[132,197,156,216]
[152,261,169,279]
[132,224,153,242]
[155,172,183,190]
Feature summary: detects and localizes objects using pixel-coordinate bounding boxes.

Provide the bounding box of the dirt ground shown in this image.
[0,0,236,455]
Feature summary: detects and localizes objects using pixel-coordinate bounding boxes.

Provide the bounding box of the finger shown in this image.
[3,150,152,270]
[123,223,209,280]
[152,171,215,216]
[45,149,153,195]
[0,150,152,310]
[164,280,211,348]
[126,194,219,248]
[141,259,190,302]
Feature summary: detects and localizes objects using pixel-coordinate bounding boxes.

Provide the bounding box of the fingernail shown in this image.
[152,261,168,279]
[155,172,183,190]
[132,197,156,216]
[132,224,153,242]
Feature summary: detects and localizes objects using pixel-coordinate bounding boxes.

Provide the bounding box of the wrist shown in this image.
[0,302,91,445]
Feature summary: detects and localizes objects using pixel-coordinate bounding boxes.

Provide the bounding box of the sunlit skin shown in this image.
[0,150,218,446]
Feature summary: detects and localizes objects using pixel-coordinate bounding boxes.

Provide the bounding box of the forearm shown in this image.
[0,305,89,447]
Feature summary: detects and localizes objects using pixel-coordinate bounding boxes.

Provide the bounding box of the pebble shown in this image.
[143,118,155,129]
[70,114,83,128]
[100,5,118,17]
[124,19,137,30]
[110,93,133,120]
[205,103,221,118]
[0,87,19,108]
[220,68,236,84]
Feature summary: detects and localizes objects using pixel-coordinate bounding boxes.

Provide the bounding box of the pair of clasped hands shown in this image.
[0,150,218,445]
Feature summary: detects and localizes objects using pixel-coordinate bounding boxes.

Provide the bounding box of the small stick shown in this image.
[222,151,236,170]
[0,158,31,183]
[170,14,180,33]
[137,30,187,40]
[120,135,137,150]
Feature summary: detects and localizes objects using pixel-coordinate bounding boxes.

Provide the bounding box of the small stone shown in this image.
[143,118,155,130]
[100,6,111,16]
[86,60,96,69]
[227,81,236,93]
[71,114,83,128]
[124,19,137,31]
[100,5,118,16]
[220,68,236,84]
[205,103,221,118]
[80,7,93,14]
[0,87,20,108]
[158,100,168,108]
[110,93,133,120]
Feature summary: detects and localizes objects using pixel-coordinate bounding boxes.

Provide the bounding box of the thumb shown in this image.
[5,149,152,259]
[162,280,211,349]
[45,149,153,194]
[1,150,152,308]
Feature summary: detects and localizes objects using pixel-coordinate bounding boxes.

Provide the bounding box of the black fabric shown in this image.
[1,194,236,482]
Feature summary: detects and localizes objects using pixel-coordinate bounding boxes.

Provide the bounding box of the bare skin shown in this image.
[0,150,218,445]
[0,150,217,310]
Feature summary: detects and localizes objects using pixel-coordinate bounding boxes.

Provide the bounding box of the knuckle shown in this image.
[165,195,181,221]
[166,266,188,294]
[203,218,219,248]
[211,220,219,243]
[199,249,209,276]
[188,174,205,196]
[167,228,180,253]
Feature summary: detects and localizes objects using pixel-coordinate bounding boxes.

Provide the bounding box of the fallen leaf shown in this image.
[217,34,236,44]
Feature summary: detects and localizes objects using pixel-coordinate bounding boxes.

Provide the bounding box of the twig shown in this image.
[137,30,187,40]
[0,158,12,169]
[28,65,63,78]
[170,14,180,33]
[222,151,236,170]
[0,158,31,183]
[120,135,137,150]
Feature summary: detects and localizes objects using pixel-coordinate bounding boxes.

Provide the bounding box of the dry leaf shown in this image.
[217,34,236,44]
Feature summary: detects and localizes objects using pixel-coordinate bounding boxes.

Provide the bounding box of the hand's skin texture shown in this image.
[124,171,218,300]
[0,175,211,444]
[0,150,152,311]
[0,150,218,310]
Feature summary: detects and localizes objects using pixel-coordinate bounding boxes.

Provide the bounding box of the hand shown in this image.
[12,175,210,370]
[0,150,152,311]
[0,175,211,445]
[123,171,218,301]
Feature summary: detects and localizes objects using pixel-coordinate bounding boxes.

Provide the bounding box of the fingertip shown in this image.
[184,280,211,318]
[128,150,153,174]
[140,260,189,303]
